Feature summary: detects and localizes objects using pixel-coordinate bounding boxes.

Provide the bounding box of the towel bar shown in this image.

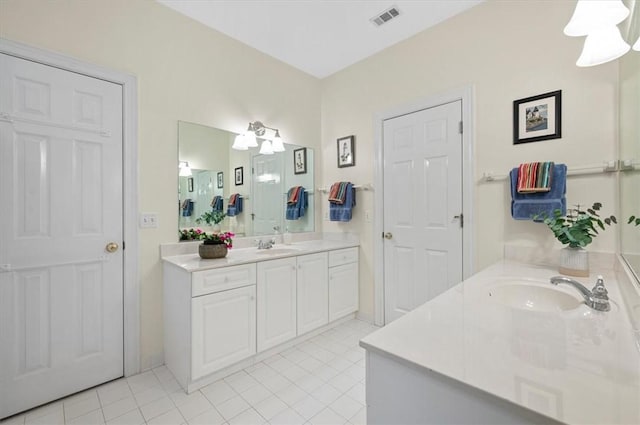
[317,183,373,193]
[482,162,619,182]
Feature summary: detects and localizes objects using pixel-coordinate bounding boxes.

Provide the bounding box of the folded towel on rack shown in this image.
[286,186,308,220]
[330,182,356,222]
[181,199,194,217]
[287,186,303,204]
[511,163,566,220]
[517,162,554,193]
[227,194,243,217]
[210,195,224,213]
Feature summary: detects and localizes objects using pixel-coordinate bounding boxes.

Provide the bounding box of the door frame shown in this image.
[0,38,140,376]
[373,86,475,326]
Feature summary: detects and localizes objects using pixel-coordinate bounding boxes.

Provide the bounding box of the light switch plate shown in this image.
[140,213,158,228]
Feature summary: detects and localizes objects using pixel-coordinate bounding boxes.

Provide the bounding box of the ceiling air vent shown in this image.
[371,6,401,26]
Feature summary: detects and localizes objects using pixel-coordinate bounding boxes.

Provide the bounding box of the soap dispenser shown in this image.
[283,227,292,245]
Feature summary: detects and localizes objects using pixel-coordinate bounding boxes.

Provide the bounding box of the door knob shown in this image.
[105,242,119,253]
[383,232,393,240]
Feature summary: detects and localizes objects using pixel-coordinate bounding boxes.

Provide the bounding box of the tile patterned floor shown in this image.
[2,319,377,425]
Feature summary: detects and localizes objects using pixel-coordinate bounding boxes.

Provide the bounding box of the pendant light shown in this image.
[259,140,274,155]
[271,130,285,152]
[232,134,248,150]
[576,26,631,67]
[564,0,629,36]
[179,161,192,176]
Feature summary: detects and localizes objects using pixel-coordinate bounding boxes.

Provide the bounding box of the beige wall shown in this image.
[0,0,322,369]
[0,0,624,367]
[320,0,620,321]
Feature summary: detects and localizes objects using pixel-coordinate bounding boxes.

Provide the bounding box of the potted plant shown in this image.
[199,231,234,259]
[537,203,639,276]
[196,211,226,233]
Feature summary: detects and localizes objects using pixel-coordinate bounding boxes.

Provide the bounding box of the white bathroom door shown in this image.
[383,100,463,324]
[0,53,124,418]
[252,154,284,236]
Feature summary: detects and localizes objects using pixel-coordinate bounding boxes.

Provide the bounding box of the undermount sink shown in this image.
[255,248,301,256]
[486,281,583,312]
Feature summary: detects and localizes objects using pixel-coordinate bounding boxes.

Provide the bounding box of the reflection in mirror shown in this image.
[178,121,314,239]
[620,0,640,278]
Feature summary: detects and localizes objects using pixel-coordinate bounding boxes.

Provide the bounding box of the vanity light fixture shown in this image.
[232,120,286,153]
[179,161,192,176]
[564,0,635,67]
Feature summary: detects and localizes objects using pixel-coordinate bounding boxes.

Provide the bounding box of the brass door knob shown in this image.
[383,232,393,240]
[105,242,119,253]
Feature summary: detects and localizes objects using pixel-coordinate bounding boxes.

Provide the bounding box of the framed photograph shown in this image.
[217,172,223,189]
[187,177,194,192]
[337,135,355,168]
[513,90,562,144]
[235,166,244,185]
[293,147,307,175]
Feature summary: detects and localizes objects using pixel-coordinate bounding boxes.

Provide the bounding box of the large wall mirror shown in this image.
[178,121,314,239]
[620,0,640,279]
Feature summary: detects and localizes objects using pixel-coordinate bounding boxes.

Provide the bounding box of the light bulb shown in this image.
[576,25,630,67]
[564,0,629,36]
[259,140,274,155]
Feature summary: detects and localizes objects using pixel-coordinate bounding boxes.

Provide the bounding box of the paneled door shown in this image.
[0,53,124,418]
[383,100,463,324]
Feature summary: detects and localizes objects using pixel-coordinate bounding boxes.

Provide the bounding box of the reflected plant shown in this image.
[196,211,226,226]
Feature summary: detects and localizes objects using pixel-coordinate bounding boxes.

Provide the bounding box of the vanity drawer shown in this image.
[192,263,257,297]
[329,247,358,268]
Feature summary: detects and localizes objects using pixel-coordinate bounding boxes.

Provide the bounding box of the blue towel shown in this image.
[211,196,224,213]
[181,199,194,217]
[330,183,356,222]
[227,196,243,217]
[511,164,567,221]
[286,187,308,220]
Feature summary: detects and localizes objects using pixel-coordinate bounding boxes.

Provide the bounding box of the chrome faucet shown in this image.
[255,238,276,249]
[549,275,610,312]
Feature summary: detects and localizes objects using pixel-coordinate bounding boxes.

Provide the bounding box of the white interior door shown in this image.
[0,53,124,418]
[252,154,283,236]
[383,101,463,324]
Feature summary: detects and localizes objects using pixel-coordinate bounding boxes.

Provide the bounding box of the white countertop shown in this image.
[360,260,640,424]
[162,238,359,272]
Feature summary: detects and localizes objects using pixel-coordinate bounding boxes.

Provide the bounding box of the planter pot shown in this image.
[559,246,589,277]
[198,242,228,259]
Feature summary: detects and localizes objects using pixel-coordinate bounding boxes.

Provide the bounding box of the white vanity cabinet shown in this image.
[297,252,329,335]
[163,241,359,392]
[163,262,257,391]
[328,247,359,321]
[257,257,298,352]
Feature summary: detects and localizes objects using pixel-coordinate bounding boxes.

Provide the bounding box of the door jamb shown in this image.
[373,85,475,326]
[0,38,141,376]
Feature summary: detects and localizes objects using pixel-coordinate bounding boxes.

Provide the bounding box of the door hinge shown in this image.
[122,241,125,250]
[458,121,463,134]
[459,213,464,228]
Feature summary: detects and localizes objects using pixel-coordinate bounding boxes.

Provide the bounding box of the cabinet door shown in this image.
[257,258,297,352]
[192,285,256,380]
[297,252,329,335]
[329,262,359,321]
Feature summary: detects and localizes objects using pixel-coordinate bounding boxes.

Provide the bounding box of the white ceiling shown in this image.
[157,0,483,78]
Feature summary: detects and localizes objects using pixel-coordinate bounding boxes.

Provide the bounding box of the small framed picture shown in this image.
[337,135,355,168]
[187,177,194,192]
[235,166,244,185]
[293,147,307,175]
[217,172,223,189]
[513,90,562,144]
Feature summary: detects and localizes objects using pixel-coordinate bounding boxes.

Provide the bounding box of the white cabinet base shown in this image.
[366,350,561,425]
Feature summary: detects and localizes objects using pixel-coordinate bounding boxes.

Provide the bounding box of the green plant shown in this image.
[179,228,204,241]
[537,202,639,248]
[202,231,234,248]
[196,211,226,226]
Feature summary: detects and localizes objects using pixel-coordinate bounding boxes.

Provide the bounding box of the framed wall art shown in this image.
[217,172,223,189]
[235,166,244,185]
[513,90,562,144]
[294,147,307,174]
[337,135,355,168]
[187,177,194,192]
